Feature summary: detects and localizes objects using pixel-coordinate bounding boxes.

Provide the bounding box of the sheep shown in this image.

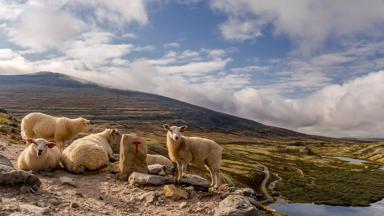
[61,128,120,173]
[146,154,174,167]
[163,124,222,188]
[17,138,61,172]
[21,112,92,151]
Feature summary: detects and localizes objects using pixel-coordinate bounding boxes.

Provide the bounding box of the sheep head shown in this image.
[163,124,188,143]
[106,128,121,146]
[79,118,92,132]
[26,138,56,156]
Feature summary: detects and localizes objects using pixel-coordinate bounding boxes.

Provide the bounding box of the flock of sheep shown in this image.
[16,112,222,188]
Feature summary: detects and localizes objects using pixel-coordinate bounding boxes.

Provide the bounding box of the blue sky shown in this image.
[0,0,384,138]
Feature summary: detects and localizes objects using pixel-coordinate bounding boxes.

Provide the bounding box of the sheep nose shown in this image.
[38,150,43,155]
[175,137,179,140]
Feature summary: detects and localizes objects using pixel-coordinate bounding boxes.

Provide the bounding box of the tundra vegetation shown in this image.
[1,73,384,206]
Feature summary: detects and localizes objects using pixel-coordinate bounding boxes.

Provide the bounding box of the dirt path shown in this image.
[255,163,274,203]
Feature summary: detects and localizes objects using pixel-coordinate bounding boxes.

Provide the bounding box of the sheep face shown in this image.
[79,118,92,132]
[27,138,56,156]
[163,124,188,143]
[107,129,121,146]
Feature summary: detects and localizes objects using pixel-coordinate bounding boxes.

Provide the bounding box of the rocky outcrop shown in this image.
[0,154,41,192]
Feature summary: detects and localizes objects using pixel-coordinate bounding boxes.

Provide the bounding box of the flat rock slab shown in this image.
[129,172,175,186]
[180,174,209,191]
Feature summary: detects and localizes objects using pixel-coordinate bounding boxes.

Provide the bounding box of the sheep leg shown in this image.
[205,165,215,187]
[181,163,187,176]
[214,169,220,188]
[176,161,182,183]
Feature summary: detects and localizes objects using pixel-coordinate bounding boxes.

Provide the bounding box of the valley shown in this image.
[1,72,384,206]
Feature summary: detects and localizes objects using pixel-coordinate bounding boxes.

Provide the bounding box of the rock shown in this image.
[180,174,209,191]
[60,176,77,187]
[147,164,167,176]
[179,201,188,209]
[19,204,49,216]
[233,188,257,197]
[98,195,104,200]
[139,191,157,204]
[20,185,33,193]
[214,195,260,216]
[0,125,13,133]
[75,192,84,197]
[0,108,8,114]
[0,154,41,190]
[163,184,188,200]
[129,172,175,186]
[70,202,80,208]
[118,133,148,181]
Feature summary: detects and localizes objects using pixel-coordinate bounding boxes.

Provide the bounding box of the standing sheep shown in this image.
[17,138,61,171]
[163,124,222,188]
[61,129,120,173]
[21,112,92,150]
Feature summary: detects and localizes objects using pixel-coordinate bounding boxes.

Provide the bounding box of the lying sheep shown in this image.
[21,112,91,150]
[61,129,120,173]
[163,124,222,188]
[17,138,61,171]
[146,154,173,167]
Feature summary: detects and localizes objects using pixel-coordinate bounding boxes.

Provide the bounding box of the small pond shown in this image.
[270,199,384,216]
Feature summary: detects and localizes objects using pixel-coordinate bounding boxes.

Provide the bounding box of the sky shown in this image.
[0,0,384,138]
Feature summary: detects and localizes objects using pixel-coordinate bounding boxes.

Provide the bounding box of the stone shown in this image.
[60,176,77,187]
[129,172,175,186]
[147,164,167,176]
[70,202,79,208]
[163,184,188,200]
[75,192,84,197]
[179,201,188,209]
[118,133,148,181]
[180,174,209,191]
[0,125,12,133]
[19,204,49,216]
[98,195,104,200]
[214,195,260,216]
[0,154,41,190]
[139,191,157,204]
[233,188,257,197]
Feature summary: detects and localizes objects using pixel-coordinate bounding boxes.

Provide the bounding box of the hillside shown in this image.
[1,72,384,207]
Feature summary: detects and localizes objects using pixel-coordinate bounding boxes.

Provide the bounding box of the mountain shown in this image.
[1,72,383,207]
[0,72,312,139]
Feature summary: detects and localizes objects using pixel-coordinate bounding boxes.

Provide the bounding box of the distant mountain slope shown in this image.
[0,72,313,138]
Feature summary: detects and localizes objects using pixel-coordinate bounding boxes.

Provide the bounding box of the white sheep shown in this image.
[21,112,91,151]
[17,138,61,171]
[163,124,222,188]
[61,128,120,173]
[146,154,174,167]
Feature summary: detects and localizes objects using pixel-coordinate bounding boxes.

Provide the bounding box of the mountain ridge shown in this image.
[0,71,320,139]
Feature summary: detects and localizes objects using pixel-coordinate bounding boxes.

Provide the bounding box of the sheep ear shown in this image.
[47,143,56,148]
[180,125,188,132]
[163,124,170,130]
[26,138,35,145]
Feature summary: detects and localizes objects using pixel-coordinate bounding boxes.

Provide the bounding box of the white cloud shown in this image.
[211,0,384,52]
[232,71,384,138]
[163,42,180,49]
[5,4,84,51]
[156,58,231,75]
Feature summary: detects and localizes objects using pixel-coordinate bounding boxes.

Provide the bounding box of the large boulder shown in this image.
[214,195,262,216]
[0,154,41,192]
[118,133,148,181]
